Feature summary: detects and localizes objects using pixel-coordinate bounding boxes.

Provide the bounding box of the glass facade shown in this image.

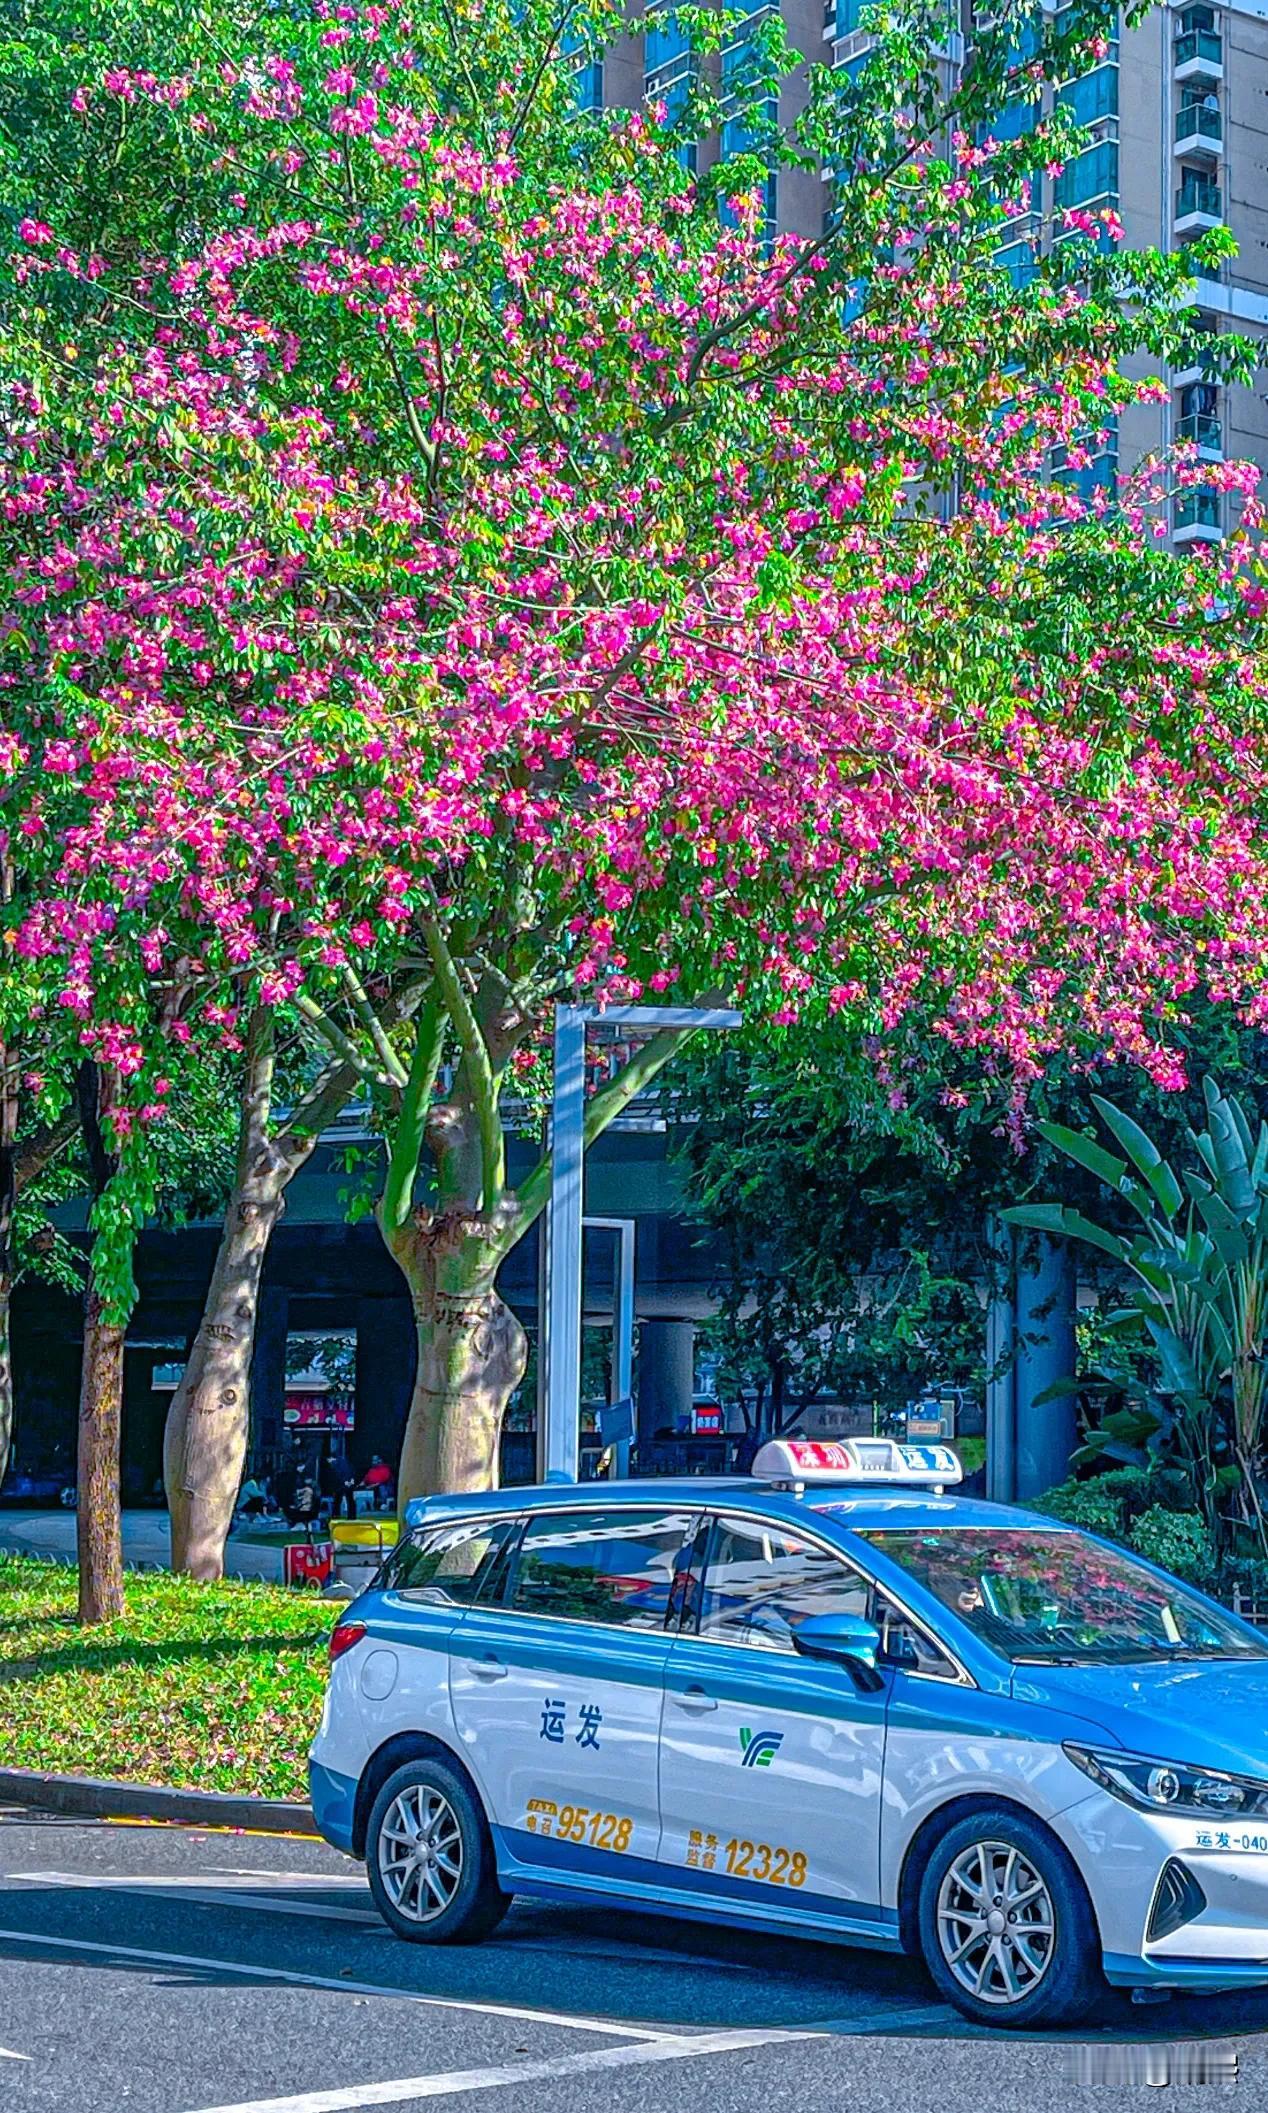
[721,12,779,229]
[1053,142,1119,208]
[1056,64,1118,127]
[645,6,699,169]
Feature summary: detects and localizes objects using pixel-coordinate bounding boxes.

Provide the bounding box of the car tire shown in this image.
[366,1755,511,1945]
[916,1806,1102,2029]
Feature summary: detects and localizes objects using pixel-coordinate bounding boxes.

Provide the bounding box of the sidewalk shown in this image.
[0,1508,293,1582]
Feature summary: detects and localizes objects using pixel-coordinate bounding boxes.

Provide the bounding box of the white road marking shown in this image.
[0,1929,658,2039]
[209,1869,369,1887]
[0,2047,32,2060]
[183,2026,825,2113]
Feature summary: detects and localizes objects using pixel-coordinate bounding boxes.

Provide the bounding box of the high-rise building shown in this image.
[579,1,1268,544]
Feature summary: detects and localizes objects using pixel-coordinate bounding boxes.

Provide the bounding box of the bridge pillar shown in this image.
[636,1319,695,1448]
[986,1220,1078,1503]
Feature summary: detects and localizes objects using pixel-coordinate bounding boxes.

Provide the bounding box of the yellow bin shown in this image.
[328,1515,400,1597]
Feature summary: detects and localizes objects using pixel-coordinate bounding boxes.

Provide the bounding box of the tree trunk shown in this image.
[0,1263,12,1490]
[164,1163,288,1579]
[386,1211,527,1504]
[77,1278,125,1624]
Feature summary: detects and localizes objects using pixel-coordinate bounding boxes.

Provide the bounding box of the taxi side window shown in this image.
[697,1516,869,1652]
[872,1590,957,1679]
[508,1508,695,1629]
[384,1518,517,1606]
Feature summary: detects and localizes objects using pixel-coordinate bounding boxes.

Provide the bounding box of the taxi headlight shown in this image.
[1065,1743,1268,1819]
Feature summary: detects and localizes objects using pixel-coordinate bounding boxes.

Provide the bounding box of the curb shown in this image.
[0,1767,315,1836]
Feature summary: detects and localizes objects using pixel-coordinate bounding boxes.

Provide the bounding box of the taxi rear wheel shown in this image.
[366,1756,510,1945]
[916,1808,1102,2029]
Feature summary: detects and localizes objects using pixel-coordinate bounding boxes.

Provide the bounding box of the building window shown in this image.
[1056,64,1118,128]
[1053,142,1118,209]
[996,240,1038,289]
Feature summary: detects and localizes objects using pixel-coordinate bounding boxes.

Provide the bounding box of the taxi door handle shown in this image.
[671,1685,718,1713]
[466,1656,508,1681]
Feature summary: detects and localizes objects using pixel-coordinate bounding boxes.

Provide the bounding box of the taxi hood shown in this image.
[1012,1657,1268,1777]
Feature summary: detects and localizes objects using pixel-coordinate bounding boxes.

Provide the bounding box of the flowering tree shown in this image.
[5,0,1268,1582]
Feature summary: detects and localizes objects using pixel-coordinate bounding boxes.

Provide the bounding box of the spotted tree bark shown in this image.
[161,983,421,1579]
[385,1206,527,1504]
[76,1278,126,1623]
[163,1151,290,1579]
[75,1060,126,1625]
[375,946,696,1506]
[165,1012,307,1579]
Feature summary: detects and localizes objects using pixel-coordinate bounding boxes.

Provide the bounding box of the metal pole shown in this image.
[613,1220,635,1478]
[542,1005,587,1482]
[581,1216,636,1478]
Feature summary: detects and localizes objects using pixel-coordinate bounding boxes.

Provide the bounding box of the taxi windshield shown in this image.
[857,1526,1268,1666]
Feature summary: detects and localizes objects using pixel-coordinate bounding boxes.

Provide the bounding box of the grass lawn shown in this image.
[0,1553,333,1800]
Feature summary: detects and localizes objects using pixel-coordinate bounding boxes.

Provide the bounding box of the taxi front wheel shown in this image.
[366,1756,511,1945]
[916,1807,1102,2029]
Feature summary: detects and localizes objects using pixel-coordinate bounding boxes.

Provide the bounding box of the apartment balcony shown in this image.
[1173,489,1224,543]
[1175,177,1223,234]
[1174,27,1224,83]
[1174,103,1222,159]
[1175,410,1223,457]
[1172,339,1220,387]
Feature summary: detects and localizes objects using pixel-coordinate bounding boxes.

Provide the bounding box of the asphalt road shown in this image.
[1,1809,1266,2111]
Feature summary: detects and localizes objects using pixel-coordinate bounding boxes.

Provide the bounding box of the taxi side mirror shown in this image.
[792,1613,886,1692]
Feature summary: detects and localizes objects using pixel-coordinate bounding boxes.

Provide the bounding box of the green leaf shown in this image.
[1000,1203,1126,1261]
[1034,1119,1127,1192]
[1089,1096,1184,1218]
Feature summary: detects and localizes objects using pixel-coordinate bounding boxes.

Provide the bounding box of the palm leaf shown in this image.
[1090,1096,1184,1218]
[999,1204,1126,1261]
[1035,1119,1127,1192]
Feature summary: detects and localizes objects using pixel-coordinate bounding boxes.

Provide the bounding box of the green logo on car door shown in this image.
[739,1727,784,1768]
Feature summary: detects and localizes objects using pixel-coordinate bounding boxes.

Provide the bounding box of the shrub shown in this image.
[1127,1506,1215,1585]
[1037,1479,1125,1540]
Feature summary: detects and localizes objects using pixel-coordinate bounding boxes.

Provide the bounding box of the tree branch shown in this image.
[12,1108,79,1193]
[509,1023,700,1246]
[420,910,502,1213]
[293,992,395,1085]
[342,965,409,1088]
[381,992,448,1235]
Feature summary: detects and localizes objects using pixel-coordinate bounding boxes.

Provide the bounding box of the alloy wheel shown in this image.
[934,1837,1056,2006]
[377,1782,465,1923]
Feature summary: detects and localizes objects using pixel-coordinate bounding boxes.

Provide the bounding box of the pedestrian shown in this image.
[322,1444,358,1521]
[360,1454,394,1513]
[236,1474,267,1519]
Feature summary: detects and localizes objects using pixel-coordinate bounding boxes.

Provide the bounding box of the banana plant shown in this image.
[1003,1078,1268,1554]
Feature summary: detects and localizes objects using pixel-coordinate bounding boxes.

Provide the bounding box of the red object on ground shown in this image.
[284,1541,334,1588]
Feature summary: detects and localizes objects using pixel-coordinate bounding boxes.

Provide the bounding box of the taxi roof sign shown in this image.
[751,1437,962,1491]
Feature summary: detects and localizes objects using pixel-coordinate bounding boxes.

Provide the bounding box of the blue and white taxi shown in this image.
[310,1439,1268,2027]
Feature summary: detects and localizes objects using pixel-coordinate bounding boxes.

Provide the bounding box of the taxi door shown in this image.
[657,1511,892,1932]
[450,1502,698,1880]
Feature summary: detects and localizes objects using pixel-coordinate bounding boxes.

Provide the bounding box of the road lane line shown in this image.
[182,2026,826,2113]
[0,2047,31,2060]
[0,1928,660,2039]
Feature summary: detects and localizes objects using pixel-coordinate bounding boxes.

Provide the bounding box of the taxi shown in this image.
[309,1438,1268,2028]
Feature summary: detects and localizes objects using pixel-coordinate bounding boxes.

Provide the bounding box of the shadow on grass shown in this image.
[0,1631,329,1681]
